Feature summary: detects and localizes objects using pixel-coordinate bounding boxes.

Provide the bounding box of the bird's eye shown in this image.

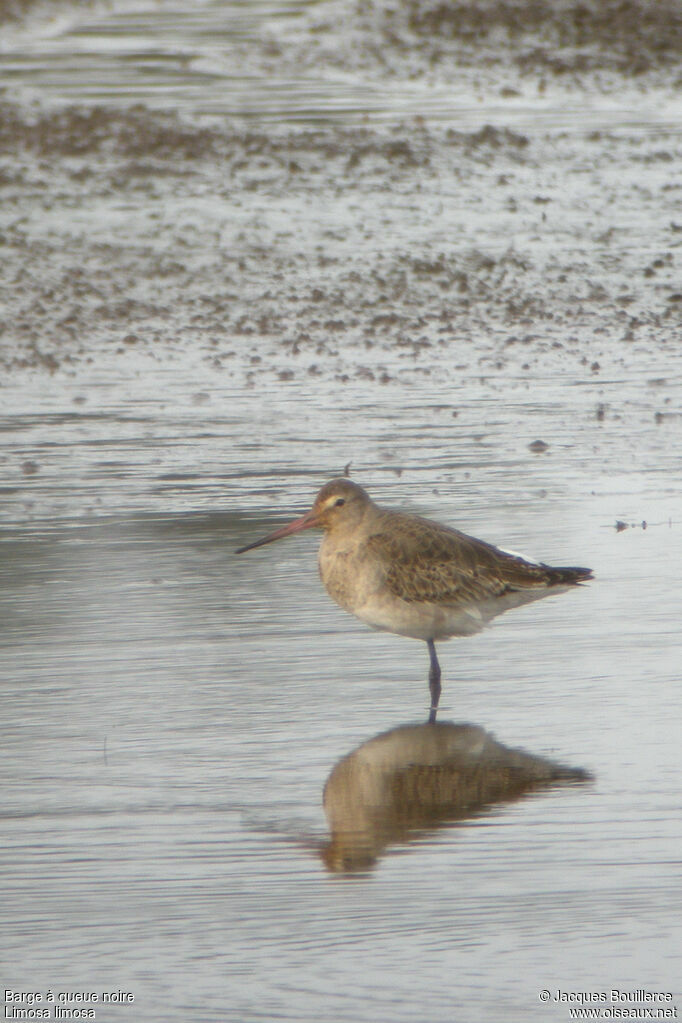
[335,498,346,507]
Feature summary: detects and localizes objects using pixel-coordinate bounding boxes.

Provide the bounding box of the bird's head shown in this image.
[235,478,371,554]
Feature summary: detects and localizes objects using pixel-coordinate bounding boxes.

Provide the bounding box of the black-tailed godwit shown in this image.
[236,479,592,722]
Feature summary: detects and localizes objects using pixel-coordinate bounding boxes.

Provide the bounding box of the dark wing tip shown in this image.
[546,565,593,585]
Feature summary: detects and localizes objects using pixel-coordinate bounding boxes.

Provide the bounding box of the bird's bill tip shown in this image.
[235,509,320,554]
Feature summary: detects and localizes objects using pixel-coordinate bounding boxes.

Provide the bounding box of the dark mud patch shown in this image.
[0,0,56,22]
[404,0,682,76]
[260,0,682,96]
[0,0,104,27]
[0,103,224,161]
[1,102,527,166]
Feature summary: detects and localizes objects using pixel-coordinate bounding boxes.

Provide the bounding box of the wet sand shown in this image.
[2,72,680,527]
[1,100,680,381]
[1,0,681,395]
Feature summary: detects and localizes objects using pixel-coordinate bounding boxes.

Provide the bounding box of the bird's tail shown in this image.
[545,565,593,585]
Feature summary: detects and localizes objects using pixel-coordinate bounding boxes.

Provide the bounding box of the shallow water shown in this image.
[1,0,682,1020]
[3,389,681,1019]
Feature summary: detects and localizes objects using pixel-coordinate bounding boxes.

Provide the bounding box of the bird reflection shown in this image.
[321,722,591,873]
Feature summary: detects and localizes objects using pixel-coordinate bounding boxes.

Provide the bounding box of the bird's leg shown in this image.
[427,639,441,724]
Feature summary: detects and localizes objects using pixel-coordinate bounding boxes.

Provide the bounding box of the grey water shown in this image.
[3,368,681,1020]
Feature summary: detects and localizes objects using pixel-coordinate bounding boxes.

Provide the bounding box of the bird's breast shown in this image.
[318,538,380,615]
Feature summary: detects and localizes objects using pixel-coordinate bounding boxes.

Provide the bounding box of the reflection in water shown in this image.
[322,722,590,872]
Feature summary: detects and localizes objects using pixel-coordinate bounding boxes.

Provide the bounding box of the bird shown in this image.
[236,479,592,723]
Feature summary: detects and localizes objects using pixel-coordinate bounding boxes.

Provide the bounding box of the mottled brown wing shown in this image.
[365,513,553,606]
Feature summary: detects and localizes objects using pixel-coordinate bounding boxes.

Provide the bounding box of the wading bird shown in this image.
[236,479,592,722]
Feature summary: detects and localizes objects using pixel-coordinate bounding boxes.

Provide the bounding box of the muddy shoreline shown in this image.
[0,0,680,527]
[1,99,680,381]
[1,0,680,386]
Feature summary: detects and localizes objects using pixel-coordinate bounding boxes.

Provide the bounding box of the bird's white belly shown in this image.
[354,592,487,640]
[355,584,568,641]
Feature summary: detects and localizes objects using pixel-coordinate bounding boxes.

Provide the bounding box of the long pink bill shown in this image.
[235,509,319,554]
